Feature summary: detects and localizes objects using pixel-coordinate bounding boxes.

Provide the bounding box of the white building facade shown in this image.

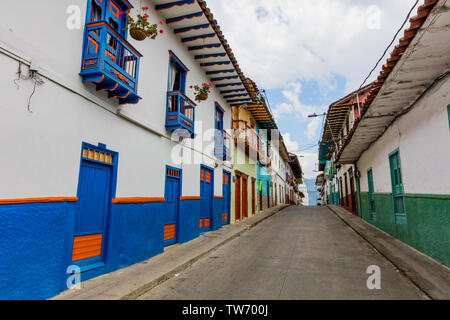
[0,0,252,299]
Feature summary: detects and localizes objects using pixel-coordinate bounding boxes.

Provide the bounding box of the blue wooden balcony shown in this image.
[166,91,197,138]
[214,130,232,161]
[80,21,142,105]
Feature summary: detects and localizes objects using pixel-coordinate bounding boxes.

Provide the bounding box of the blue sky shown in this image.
[206,0,419,179]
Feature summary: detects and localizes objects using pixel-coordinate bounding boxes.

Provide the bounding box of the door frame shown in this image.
[235,172,241,222]
[251,178,256,215]
[73,142,119,271]
[164,165,182,246]
[200,164,214,232]
[223,170,231,225]
[242,175,248,219]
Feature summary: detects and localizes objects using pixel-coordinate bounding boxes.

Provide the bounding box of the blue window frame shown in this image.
[165,51,196,138]
[167,50,188,94]
[214,103,231,161]
[80,0,143,105]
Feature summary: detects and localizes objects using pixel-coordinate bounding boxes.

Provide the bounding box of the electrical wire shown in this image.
[358,0,420,90]
[261,89,274,115]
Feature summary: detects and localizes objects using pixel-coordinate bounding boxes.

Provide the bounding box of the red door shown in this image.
[252,179,256,215]
[242,177,248,219]
[235,175,241,221]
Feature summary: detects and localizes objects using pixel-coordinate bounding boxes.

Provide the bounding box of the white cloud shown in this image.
[204,0,419,179]
[282,132,299,153]
[306,117,322,141]
[206,0,418,90]
[273,81,326,120]
[297,152,319,180]
[281,132,320,179]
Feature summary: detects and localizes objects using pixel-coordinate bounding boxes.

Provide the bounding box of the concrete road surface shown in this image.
[139,206,427,300]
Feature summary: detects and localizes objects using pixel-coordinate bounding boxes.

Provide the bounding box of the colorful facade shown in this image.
[0,0,302,299]
[318,0,450,267]
[317,85,372,215]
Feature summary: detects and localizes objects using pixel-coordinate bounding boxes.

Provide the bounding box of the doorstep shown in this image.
[327,205,450,300]
[52,204,290,300]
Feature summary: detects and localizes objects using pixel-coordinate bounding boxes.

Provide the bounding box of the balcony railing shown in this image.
[233,120,267,161]
[258,138,269,165]
[214,130,232,161]
[166,91,196,137]
[80,21,142,105]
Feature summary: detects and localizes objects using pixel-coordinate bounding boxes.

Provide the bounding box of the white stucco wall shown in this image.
[358,76,450,194]
[335,164,354,197]
[0,0,233,199]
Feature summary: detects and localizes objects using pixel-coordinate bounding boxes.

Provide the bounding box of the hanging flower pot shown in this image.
[196,93,208,101]
[124,6,164,41]
[191,82,212,103]
[129,27,148,41]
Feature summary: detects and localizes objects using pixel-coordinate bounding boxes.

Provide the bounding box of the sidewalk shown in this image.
[328,205,450,300]
[52,204,290,300]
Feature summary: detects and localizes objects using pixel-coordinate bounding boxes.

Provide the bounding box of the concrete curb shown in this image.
[122,204,290,300]
[327,205,450,300]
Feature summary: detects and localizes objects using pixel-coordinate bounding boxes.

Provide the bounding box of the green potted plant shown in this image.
[124,6,163,41]
[191,82,212,102]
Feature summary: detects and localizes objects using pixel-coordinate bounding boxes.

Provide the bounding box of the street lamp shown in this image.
[308,112,339,149]
[308,112,326,118]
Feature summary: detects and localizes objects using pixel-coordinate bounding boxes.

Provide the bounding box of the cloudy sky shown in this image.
[206,0,419,179]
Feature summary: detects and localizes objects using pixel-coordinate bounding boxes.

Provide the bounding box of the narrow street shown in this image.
[139,206,427,300]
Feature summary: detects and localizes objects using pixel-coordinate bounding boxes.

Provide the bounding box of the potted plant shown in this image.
[191,82,212,102]
[124,6,163,41]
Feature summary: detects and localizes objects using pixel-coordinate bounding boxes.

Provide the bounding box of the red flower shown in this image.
[159,29,164,34]
[209,82,212,86]
[144,6,149,10]
[190,85,193,89]
[159,20,164,25]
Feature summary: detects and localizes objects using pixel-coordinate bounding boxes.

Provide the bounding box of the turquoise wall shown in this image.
[257,126,271,197]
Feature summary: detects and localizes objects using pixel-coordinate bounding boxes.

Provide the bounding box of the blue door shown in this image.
[200,167,213,233]
[164,167,181,246]
[73,145,116,270]
[223,171,231,225]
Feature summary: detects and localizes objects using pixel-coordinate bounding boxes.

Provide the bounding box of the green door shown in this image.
[389,150,406,224]
[367,168,376,220]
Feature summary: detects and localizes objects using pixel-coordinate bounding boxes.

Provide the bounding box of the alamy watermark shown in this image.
[66,265,81,290]
[366,265,381,290]
[366,5,382,30]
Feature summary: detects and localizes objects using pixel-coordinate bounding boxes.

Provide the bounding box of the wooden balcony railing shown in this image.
[80,21,142,105]
[214,130,232,161]
[166,91,196,137]
[233,120,267,161]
